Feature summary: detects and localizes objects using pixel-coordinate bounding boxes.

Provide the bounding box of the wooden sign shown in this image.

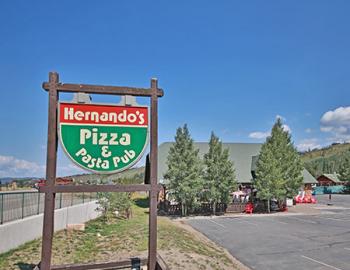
[59,102,149,173]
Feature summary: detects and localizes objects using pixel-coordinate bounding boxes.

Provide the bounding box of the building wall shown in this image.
[317,176,335,186]
[0,201,99,254]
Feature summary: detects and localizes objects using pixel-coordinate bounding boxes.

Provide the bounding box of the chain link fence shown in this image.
[0,191,97,224]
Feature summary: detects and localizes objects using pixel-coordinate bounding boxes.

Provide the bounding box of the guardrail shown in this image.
[0,191,97,224]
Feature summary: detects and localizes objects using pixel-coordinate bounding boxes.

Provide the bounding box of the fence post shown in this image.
[37,192,40,215]
[71,193,74,206]
[21,192,25,219]
[59,193,63,209]
[0,194,3,224]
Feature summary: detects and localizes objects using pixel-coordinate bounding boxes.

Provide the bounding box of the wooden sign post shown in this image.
[38,72,167,270]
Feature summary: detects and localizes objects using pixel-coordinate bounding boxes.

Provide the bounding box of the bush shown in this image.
[96,192,132,222]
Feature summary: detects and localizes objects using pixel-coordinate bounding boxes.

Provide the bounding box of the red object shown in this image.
[294,195,317,204]
[36,179,46,188]
[245,202,254,214]
[302,196,311,203]
[295,196,302,203]
[35,178,73,188]
[280,205,288,212]
[59,103,148,126]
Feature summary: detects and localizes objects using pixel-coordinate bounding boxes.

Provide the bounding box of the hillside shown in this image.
[301,143,350,161]
[0,167,145,188]
[72,166,145,184]
[0,177,39,184]
[301,143,350,178]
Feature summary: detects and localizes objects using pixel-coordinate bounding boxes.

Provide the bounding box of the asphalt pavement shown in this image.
[187,195,350,270]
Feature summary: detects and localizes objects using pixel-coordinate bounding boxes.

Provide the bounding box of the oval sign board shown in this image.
[59,102,149,174]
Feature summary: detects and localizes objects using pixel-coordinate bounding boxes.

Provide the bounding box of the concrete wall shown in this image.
[0,201,100,254]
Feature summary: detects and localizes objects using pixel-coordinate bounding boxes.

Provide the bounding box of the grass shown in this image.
[0,196,238,270]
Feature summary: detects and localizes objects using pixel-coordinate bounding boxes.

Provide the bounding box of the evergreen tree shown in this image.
[255,118,303,212]
[164,124,203,216]
[339,151,350,182]
[203,132,236,215]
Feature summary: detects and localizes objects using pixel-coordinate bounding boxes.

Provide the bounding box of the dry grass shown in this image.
[0,197,243,270]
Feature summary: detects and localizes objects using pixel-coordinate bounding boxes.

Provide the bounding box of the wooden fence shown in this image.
[226,202,247,213]
[161,202,248,215]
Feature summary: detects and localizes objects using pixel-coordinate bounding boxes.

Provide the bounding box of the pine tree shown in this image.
[164,124,203,216]
[339,151,350,182]
[255,118,303,212]
[203,132,236,215]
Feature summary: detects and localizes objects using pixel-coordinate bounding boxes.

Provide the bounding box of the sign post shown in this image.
[39,72,166,270]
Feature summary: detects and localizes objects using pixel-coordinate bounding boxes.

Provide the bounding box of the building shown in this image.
[317,173,343,186]
[158,142,317,186]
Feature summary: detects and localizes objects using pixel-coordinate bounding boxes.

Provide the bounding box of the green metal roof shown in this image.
[158,142,317,184]
[251,154,317,184]
[159,142,262,184]
[321,173,342,183]
[302,168,318,184]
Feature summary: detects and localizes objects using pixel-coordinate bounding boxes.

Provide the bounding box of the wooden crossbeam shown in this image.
[51,257,147,270]
[49,254,169,270]
[39,184,162,193]
[42,82,164,97]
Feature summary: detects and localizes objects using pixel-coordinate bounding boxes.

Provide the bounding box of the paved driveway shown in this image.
[187,195,350,270]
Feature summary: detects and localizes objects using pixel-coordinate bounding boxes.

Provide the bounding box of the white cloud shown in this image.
[0,155,45,177]
[305,128,312,133]
[296,139,321,152]
[320,106,350,141]
[57,164,85,177]
[249,116,291,140]
[249,131,270,139]
[276,114,286,121]
[282,124,291,133]
[0,154,87,178]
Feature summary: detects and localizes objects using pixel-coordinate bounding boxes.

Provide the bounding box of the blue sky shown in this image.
[1,1,350,177]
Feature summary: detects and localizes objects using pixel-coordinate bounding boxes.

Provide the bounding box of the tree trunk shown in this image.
[213,201,216,216]
[280,198,286,210]
[126,207,132,219]
[181,203,185,216]
[267,199,270,213]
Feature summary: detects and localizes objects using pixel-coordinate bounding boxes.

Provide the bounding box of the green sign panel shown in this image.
[59,102,149,174]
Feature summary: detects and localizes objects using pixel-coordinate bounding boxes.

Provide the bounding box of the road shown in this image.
[187,195,350,270]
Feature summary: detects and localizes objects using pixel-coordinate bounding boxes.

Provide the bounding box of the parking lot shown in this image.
[187,195,350,270]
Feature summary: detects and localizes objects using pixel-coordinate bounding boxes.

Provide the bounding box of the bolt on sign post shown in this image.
[38,72,167,270]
